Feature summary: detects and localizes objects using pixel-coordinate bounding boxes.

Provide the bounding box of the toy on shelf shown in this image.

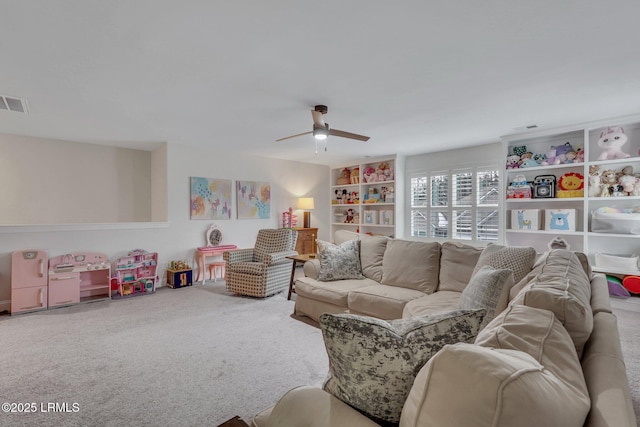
[112,249,158,299]
[337,168,351,185]
[532,175,556,198]
[363,166,376,182]
[506,175,532,199]
[597,126,631,161]
[557,172,584,198]
[350,167,360,184]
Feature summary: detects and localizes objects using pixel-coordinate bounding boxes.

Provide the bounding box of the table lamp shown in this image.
[298,197,315,228]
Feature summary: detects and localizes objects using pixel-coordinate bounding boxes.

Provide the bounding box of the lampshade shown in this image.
[298,197,315,210]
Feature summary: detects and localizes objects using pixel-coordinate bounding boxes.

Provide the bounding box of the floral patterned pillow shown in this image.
[319,310,486,424]
[317,238,364,281]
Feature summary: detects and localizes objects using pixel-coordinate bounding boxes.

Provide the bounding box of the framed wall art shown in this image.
[236,180,270,219]
[190,177,232,220]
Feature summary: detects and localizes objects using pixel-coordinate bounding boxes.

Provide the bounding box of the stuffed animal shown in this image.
[541,147,557,165]
[533,153,547,164]
[506,155,520,169]
[588,165,602,197]
[512,145,528,157]
[619,174,636,195]
[363,166,376,183]
[554,142,574,164]
[345,208,355,223]
[598,126,630,160]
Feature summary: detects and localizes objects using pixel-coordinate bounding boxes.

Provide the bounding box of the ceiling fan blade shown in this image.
[329,129,370,141]
[311,110,325,128]
[276,131,313,142]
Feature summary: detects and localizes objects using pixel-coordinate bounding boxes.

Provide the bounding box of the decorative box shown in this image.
[544,209,576,232]
[167,269,193,288]
[380,210,394,225]
[363,210,378,224]
[510,209,541,230]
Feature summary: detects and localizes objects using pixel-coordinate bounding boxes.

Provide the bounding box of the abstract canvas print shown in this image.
[236,180,270,219]
[190,177,232,220]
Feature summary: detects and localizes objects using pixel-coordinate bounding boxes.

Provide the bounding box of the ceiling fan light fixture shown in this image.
[313,125,329,140]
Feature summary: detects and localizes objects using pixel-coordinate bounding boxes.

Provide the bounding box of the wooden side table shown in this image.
[293,227,318,255]
[285,253,316,300]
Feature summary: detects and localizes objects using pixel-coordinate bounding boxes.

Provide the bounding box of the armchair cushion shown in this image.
[228,261,264,275]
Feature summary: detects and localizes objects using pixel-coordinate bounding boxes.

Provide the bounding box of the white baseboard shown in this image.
[0,299,10,314]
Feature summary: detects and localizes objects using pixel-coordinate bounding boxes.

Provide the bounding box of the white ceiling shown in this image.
[2,1,640,166]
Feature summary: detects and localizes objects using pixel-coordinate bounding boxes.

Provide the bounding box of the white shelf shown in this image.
[502,114,640,266]
[330,157,396,238]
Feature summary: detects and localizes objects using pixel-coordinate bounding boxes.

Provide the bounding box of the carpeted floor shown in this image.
[0,283,328,427]
[610,297,640,426]
[2,284,639,426]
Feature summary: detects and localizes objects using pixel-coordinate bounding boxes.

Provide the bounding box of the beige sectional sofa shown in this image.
[254,231,636,427]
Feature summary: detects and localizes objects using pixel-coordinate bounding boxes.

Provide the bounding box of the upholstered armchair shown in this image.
[224,229,298,298]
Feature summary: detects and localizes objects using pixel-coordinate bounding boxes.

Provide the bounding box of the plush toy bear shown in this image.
[506,155,520,169]
[554,142,574,164]
[598,126,631,160]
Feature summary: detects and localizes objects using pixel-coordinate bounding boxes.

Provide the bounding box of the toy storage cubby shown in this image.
[330,156,396,238]
[112,249,158,299]
[502,114,640,276]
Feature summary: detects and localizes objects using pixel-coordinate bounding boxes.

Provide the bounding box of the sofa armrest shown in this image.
[264,250,298,265]
[258,386,380,427]
[224,249,254,264]
[303,258,321,279]
[582,312,637,427]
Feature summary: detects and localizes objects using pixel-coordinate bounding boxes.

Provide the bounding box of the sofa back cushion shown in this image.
[401,305,590,427]
[381,240,441,293]
[437,241,483,292]
[359,235,389,282]
[509,249,593,357]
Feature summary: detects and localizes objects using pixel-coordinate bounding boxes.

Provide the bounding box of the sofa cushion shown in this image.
[359,235,389,282]
[458,265,514,329]
[437,241,483,292]
[509,249,593,357]
[347,284,426,320]
[295,276,378,307]
[472,243,536,284]
[319,310,485,424]
[402,291,462,318]
[401,341,590,427]
[316,238,364,281]
[381,240,441,293]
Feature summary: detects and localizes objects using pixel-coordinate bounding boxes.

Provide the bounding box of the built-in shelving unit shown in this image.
[502,114,640,276]
[330,156,396,238]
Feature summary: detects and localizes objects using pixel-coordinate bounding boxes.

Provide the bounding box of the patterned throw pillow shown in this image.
[458,265,514,329]
[317,238,364,281]
[319,310,486,424]
[472,244,537,284]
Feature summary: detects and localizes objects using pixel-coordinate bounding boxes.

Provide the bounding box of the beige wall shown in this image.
[0,134,154,224]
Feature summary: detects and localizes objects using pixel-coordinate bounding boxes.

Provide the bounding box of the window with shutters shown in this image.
[410,167,500,242]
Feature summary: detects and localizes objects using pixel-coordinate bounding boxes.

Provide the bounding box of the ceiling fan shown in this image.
[276,105,370,150]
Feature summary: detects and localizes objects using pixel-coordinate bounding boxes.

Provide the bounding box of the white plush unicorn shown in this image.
[597,126,631,160]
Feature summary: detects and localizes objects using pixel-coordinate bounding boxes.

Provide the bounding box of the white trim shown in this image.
[0,222,170,234]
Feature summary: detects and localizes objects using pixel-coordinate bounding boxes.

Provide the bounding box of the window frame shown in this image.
[409,165,501,243]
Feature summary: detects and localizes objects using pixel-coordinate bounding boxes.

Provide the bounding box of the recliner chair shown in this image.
[224,229,298,298]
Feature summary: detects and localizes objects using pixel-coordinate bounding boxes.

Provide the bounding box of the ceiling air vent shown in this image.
[0,95,28,114]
